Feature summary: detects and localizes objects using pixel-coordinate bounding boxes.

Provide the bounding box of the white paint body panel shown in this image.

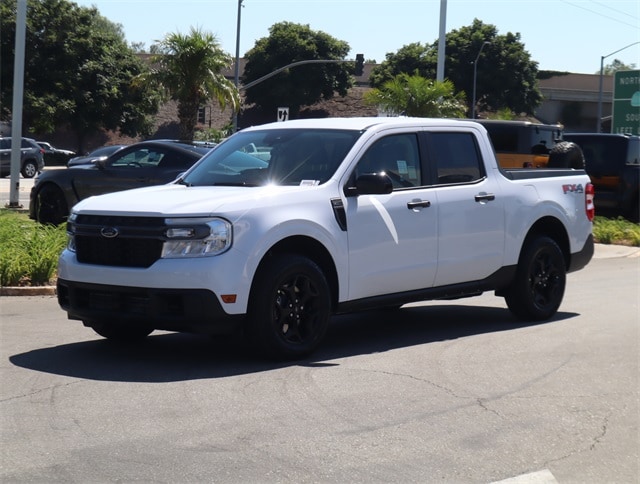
[58,117,593,316]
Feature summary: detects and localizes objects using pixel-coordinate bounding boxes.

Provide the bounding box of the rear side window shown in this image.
[428,132,484,184]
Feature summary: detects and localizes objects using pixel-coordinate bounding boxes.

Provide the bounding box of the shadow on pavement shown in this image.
[9,304,578,383]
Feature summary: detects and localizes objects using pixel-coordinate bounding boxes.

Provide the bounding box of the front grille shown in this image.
[75,235,163,268]
[71,215,165,268]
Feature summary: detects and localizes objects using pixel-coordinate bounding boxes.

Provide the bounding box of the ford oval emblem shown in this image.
[100,226,119,238]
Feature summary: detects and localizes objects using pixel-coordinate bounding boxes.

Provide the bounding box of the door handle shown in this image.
[407,200,431,209]
[474,193,495,202]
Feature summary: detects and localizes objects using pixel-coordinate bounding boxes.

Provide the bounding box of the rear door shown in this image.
[424,130,506,286]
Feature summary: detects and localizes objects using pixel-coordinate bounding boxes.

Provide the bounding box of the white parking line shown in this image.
[491,469,559,484]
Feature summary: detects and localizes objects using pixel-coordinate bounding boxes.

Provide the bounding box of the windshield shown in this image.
[181,128,363,187]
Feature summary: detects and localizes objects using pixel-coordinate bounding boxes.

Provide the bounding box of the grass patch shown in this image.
[0,210,67,286]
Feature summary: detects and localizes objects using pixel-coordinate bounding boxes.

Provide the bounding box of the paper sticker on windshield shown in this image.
[300,180,320,186]
[396,160,408,174]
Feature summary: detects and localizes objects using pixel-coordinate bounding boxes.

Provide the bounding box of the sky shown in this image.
[73,0,639,75]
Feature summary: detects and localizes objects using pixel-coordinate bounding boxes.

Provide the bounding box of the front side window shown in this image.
[355,134,421,188]
[182,129,362,187]
[109,148,166,168]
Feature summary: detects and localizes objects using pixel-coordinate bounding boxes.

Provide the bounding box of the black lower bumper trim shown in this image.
[57,279,243,335]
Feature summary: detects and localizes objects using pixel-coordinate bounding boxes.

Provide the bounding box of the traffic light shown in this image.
[197,106,206,124]
[354,54,364,76]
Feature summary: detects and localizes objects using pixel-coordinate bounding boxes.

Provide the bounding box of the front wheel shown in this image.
[505,236,566,321]
[247,254,331,360]
[21,160,38,178]
[35,184,68,225]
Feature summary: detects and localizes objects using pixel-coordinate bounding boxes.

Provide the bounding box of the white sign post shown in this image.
[277,107,289,122]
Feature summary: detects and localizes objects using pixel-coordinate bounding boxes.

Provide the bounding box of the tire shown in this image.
[504,236,566,321]
[21,160,39,178]
[547,142,584,169]
[35,184,68,225]
[88,321,154,341]
[247,254,331,360]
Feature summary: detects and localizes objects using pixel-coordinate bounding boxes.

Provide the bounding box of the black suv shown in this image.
[0,137,46,178]
[563,133,639,221]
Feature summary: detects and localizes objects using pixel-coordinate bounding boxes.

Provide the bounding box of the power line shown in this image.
[560,0,639,29]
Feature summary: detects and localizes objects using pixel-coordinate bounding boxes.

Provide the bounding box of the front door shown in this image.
[344,133,438,301]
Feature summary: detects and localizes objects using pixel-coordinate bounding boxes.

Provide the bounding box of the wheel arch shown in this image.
[520,216,570,270]
[251,235,339,311]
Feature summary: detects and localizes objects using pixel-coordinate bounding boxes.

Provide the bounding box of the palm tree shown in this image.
[149,28,239,139]
[364,73,467,118]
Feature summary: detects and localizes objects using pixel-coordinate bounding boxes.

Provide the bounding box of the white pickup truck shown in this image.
[57,117,595,359]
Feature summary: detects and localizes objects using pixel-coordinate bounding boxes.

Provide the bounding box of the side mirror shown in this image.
[355,173,393,195]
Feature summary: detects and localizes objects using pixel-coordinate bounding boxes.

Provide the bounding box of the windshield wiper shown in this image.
[211,182,260,187]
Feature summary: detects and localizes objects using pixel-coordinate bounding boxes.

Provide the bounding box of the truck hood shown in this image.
[71,183,317,217]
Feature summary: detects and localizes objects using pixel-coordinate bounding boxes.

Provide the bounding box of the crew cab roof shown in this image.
[240,116,485,132]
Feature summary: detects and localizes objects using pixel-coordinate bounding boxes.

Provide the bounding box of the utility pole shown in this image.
[436,0,447,82]
[232,0,244,133]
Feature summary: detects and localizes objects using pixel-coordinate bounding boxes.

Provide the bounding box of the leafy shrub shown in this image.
[593,216,640,247]
[0,210,67,286]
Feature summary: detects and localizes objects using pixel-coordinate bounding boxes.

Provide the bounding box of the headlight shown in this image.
[66,212,77,252]
[161,217,232,258]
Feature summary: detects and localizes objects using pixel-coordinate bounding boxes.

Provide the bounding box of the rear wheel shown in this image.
[88,321,154,341]
[35,184,68,225]
[505,236,566,321]
[247,254,331,360]
[21,160,38,178]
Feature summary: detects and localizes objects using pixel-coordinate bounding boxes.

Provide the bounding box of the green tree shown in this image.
[0,0,160,151]
[368,19,542,116]
[601,59,637,75]
[368,42,434,88]
[242,22,353,118]
[147,28,239,140]
[364,74,466,118]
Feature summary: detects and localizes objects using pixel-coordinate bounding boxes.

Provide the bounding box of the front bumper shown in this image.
[57,279,243,335]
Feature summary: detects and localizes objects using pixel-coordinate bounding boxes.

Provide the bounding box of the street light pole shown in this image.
[471,41,490,119]
[596,42,640,133]
[232,0,244,133]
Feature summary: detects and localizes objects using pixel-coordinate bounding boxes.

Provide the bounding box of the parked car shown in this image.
[563,133,639,221]
[66,145,126,167]
[29,140,215,225]
[0,136,45,178]
[37,141,76,166]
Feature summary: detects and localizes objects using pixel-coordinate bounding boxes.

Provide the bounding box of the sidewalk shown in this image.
[1,244,638,297]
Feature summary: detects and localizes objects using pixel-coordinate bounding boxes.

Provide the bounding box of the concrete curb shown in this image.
[0,285,56,296]
[1,244,638,296]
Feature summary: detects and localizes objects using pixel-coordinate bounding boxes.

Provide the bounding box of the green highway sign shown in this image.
[612,70,640,135]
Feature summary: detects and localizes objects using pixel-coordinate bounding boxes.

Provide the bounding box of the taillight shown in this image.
[585,182,595,221]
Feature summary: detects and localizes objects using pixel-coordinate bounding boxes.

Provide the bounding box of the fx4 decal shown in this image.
[562,183,584,194]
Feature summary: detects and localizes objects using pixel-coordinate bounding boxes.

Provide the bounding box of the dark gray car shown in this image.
[29,140,214,224]
[0,137,45,178]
